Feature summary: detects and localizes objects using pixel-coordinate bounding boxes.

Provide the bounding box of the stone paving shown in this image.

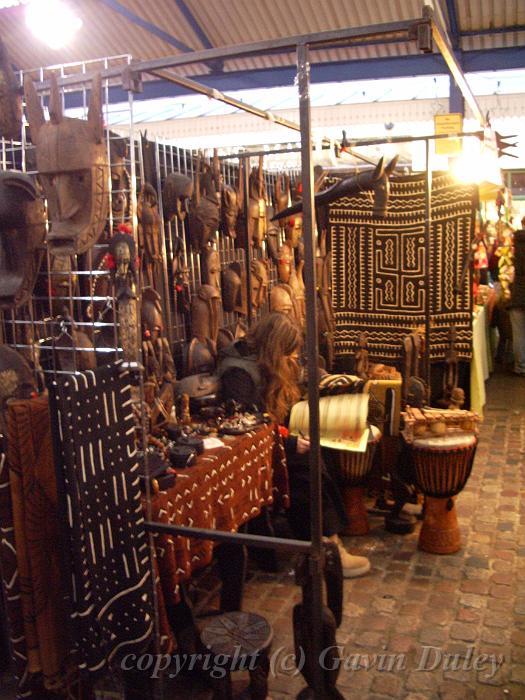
[1,369,524,699]
[235,369,525,700]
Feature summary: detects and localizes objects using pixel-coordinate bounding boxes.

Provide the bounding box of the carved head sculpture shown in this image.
[285,214,303,248]
[221,264,242,313]
[24,73,109,256]
[191,284,221,347]
[0,39,22,140]
[277,242,293,284]
[265,207,280,264]
[0,345,36,434]
[250,259,269,309]
[220,184,239,238]
[190,157,220,252]
[142,288,164,340]
[163,172,194,222]
[0,171,46,309]
[202,247,221,291]
[270,283,294,316]
[190,197,220,252]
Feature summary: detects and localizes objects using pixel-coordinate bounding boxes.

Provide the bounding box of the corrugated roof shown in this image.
[0,0,523,84]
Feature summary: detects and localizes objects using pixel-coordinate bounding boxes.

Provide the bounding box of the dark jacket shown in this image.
[510,230,525,308]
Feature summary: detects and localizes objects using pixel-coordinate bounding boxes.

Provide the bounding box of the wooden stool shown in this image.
[200,611,273,700]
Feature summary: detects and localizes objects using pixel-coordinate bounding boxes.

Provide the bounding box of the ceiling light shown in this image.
[25,0,82,50]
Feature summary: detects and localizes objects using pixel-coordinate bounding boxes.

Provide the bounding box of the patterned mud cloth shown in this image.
[150,424,288,650]
[49,364,154,676]
[329,172,477,363]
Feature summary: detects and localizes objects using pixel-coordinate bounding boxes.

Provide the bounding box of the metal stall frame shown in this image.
[27,7,484,698]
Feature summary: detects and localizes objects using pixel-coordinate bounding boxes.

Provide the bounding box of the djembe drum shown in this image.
[410,433,477,554]
[338,425,382,535]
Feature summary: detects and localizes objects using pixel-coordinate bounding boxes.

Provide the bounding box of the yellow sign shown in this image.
[434,113,463,155]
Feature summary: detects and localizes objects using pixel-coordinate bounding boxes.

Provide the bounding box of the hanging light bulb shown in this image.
[25,0,82,50]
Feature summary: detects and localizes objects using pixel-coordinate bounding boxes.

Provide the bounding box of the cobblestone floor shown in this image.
[1,369,524,699]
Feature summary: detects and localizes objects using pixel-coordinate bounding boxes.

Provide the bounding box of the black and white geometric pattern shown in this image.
[329,172,477,362]
[49,364,154,675]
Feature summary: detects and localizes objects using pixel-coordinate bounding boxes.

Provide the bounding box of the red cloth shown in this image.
[148,424,288,648]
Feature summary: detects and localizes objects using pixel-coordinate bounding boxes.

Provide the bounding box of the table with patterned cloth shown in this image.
[149,424,288,650]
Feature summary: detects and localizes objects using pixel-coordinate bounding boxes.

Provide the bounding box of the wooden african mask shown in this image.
[163,172,194,222]
[0,171,46,309]
[275,173,290,215]
[221,264,242,313]
[191,284,221,348]
[24,73,109,256]
[285,214,303,248]
[0,39,22,140]
[202,247,221,291]
[190,156,220,252]
[250,259,269,309]
[220,184,239,238]
[248,157,267,247]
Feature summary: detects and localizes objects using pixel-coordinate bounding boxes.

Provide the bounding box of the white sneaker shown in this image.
[327,535,371,579]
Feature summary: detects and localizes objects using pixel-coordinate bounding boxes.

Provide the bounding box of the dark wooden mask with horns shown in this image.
[24,73,109,256]
[0,171,46,309]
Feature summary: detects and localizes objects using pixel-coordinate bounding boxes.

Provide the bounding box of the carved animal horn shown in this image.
[23,74,45,141]
[372,156,385,180]
[88,73,103,143]
[48,73,62,125]
[385,155,399,175]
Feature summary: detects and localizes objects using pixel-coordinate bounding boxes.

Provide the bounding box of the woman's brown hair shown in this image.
[246,312,302,422]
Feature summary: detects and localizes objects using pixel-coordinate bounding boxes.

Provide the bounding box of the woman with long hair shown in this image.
[218,311,370,578]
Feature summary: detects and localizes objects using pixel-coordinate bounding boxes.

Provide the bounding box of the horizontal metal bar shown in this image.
[144,520,312,553]
[59,47,525,108]
[341,130,483,148]
[34,19,418,91]
[150,69,307,136]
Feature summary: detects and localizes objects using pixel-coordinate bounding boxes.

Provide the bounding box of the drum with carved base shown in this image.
[337,426,382,535]
[410,433,477,554]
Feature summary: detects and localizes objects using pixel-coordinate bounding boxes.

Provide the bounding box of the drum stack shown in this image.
[402,407,480,554]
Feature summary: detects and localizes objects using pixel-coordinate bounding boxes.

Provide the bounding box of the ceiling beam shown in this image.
[444,0,460,48]
[174,0,213,49]
[461,24,525,37]
[425,4,486,125]
[99,0,194,53]
[173,0,223,72]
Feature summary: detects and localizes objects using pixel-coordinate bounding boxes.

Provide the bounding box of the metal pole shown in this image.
[424,138,432,398]
[243,158,253,326]
[297,41,325,698]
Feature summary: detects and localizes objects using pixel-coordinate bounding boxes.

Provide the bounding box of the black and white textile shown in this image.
[329,172,477,362]
[49,364,153,675]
